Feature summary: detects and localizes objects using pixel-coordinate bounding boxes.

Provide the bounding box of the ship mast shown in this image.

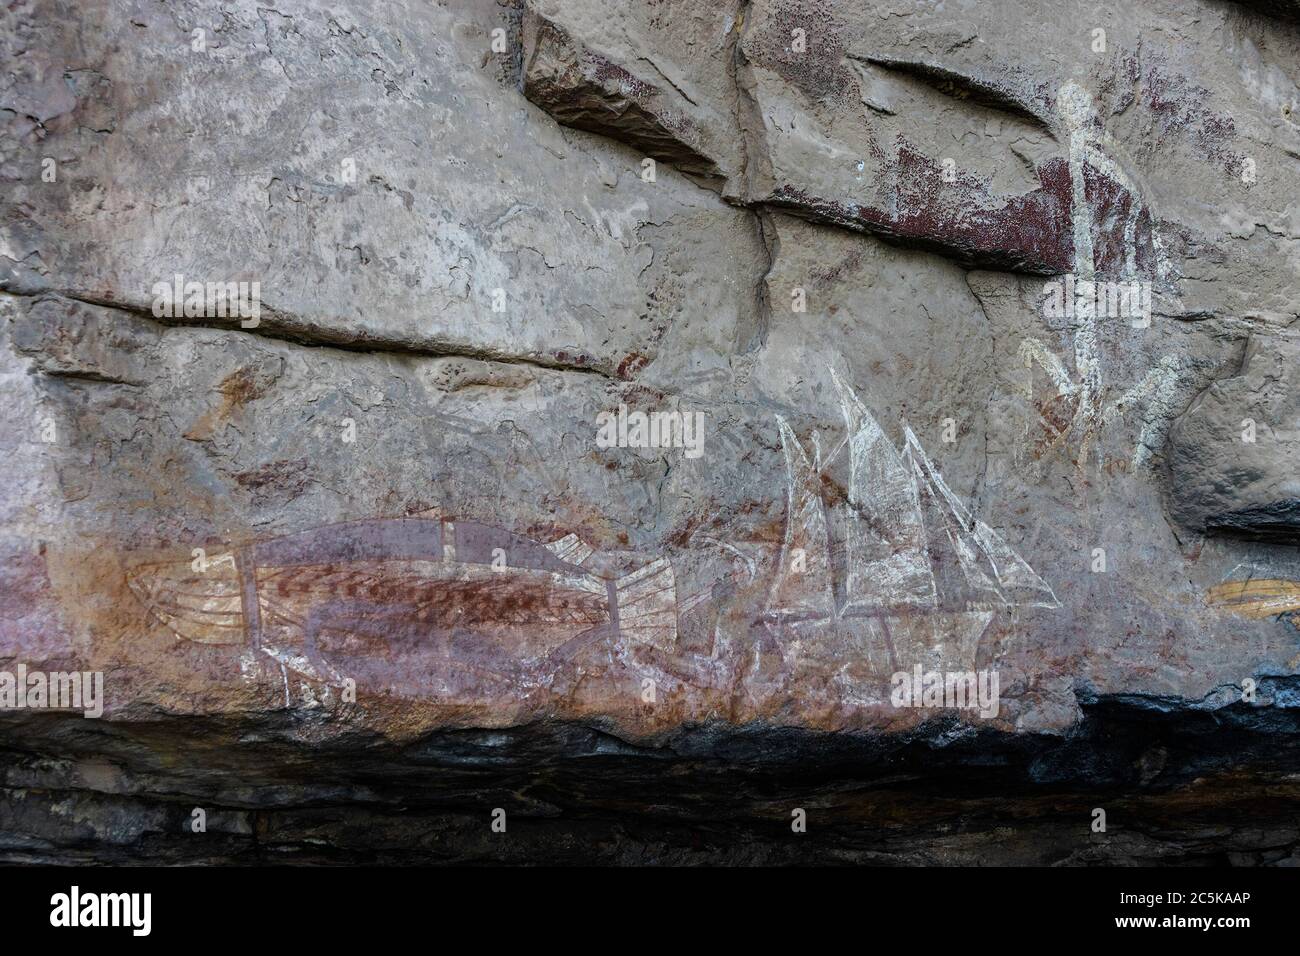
[764,370,1058,625]
[764,416,836,624]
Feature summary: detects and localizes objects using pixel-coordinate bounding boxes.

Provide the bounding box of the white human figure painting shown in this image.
[1018,81,1183,472]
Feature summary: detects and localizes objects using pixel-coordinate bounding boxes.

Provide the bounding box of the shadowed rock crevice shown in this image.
[1206,500,1300,543]
[848,55,1057,131]
[1224,0,1300,22]
[1167,334,1300,541]
[4,290,617,379]
[521,15,725,181]
[2,681,1299,864]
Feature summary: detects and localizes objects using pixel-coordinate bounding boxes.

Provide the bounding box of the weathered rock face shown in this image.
[1,0,1299,863]
[1168,335,1300,541]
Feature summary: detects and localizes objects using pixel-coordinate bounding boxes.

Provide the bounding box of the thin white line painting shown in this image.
[759,368,1058,676]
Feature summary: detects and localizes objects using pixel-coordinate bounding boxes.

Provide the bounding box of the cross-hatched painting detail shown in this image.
[128,518,680,701]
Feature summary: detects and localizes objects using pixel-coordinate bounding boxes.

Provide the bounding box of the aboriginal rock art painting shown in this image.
[1018,81,1183,472]
[127,517,680,703]
[126,374,1062,703]
[761,369,1059,676]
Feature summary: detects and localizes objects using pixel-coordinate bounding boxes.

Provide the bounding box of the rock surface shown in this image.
[1168,334,1300,541]
[1,0,1299,863]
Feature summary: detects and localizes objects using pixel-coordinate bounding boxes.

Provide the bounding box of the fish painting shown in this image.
[126,517,679,699]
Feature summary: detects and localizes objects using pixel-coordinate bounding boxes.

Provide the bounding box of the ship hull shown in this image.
[873,609,995,674]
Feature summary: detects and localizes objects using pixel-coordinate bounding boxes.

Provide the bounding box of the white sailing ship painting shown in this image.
[764,369,1059,674]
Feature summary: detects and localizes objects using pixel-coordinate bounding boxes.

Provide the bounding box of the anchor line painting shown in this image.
[763,369,1059,672]
[126,517,680,699]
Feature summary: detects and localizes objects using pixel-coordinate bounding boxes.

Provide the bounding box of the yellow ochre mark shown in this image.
[1206,579,1300,620]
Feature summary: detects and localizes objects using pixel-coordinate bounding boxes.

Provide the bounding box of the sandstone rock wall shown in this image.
[2,0,1298,863]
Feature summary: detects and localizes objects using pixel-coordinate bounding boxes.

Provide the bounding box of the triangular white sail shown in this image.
[903,426,1003,608]
[830,369,936,615]
[765,416,836,622]
[973,520,1060,608]
[765,371,1058,630]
